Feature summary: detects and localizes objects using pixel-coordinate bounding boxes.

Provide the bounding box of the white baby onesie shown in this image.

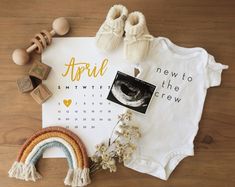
[124,37,228,180]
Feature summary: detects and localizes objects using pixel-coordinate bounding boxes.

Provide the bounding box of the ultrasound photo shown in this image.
[107,71,156,114]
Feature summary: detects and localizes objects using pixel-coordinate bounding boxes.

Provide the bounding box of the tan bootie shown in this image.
[96,4,128,52]
[124,11,153,62]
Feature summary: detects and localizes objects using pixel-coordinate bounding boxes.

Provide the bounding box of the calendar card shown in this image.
[42,37,133,157]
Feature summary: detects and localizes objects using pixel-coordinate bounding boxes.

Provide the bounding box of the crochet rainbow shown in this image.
[8,126,90,187]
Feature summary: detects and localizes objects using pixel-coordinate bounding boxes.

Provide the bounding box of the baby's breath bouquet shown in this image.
[90,110,141,174]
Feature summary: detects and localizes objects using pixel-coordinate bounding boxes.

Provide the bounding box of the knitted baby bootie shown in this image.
[124,11,153,62]
[96,4,128,52]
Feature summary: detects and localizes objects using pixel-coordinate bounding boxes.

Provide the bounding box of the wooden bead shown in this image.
[52,17,70,36]
[30,84,52,104]
[29,61,51,80]
[16,75,34,93]
[12,49,30,65]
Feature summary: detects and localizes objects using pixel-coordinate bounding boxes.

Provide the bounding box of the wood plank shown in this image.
[0,0,234,187]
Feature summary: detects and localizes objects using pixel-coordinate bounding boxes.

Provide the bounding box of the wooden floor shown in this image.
[0,0,235,186]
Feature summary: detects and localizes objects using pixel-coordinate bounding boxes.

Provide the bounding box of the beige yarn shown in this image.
[96,4,128,52]
[124,11,153,62]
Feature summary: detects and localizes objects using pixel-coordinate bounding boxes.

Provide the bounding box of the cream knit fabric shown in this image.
[124,11,153,62]
[96,5,128,52]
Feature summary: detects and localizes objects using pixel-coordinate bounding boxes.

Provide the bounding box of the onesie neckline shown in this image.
[155,37,207,60]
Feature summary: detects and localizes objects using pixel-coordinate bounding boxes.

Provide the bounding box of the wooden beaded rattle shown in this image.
[12,17,70,65]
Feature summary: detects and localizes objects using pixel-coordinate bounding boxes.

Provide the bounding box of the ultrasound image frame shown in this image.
[107,71,156,114]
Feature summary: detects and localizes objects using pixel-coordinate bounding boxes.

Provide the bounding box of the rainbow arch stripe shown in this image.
[8,126,90,186]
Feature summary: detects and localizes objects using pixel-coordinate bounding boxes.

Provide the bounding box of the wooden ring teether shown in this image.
[12,17,70,65]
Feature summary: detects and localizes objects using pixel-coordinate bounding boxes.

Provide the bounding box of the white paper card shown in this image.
[42,37,133,157]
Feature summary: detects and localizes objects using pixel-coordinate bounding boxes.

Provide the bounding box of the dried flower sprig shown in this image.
[90,110,141,174]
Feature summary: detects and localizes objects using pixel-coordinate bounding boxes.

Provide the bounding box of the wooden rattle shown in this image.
[12,17,70,65]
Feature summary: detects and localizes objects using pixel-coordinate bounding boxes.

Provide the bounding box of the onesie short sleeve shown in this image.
[205,55,228,88]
